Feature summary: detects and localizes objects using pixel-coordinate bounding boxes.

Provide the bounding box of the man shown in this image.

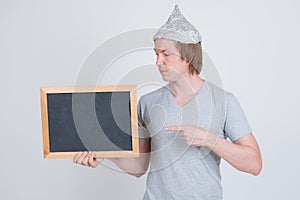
[74,5,262,199]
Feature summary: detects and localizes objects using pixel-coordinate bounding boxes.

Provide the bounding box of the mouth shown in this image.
[159,70,167,74]
[159,67,167,72]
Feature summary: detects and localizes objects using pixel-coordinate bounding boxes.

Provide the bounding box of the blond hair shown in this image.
[177,42,203,75]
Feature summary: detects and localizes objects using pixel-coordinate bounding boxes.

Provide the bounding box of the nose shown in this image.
[156,54,165,66]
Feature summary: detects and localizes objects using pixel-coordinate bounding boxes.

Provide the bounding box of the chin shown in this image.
[161,77,168,82]
[160,75,170,82]
[160,73,176,82]
[162,77,174,83]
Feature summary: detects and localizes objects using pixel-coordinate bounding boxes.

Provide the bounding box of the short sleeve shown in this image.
[224,93,252,142]
[138,98,151,140]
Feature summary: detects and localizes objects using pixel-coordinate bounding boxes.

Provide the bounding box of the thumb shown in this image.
[89,152,103,168]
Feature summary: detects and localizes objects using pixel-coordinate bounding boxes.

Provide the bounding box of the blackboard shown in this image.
[40,85,139,159]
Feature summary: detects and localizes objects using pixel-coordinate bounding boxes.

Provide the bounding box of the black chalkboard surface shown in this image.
[40,86,139,159]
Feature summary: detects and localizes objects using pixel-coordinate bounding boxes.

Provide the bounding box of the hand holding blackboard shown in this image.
[73,152,103,168]
[40,85,139,158]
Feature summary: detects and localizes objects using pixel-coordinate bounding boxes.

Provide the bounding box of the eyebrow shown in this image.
[153,48,167,53]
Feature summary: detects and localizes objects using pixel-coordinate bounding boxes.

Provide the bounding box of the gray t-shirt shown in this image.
[138,80,252,200]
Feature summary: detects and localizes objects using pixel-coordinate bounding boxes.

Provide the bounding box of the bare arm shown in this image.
[109,139,151,178]
[209,133,262,176]
[165,126,262,176]
[73,139,151,178]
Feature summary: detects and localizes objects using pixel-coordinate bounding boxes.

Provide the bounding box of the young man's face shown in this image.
[154,39,189,82]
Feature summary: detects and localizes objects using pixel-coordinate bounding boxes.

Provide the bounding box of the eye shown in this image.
[163,53,170,57]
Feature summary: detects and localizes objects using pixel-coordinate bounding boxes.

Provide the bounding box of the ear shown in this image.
[184,60,190,69]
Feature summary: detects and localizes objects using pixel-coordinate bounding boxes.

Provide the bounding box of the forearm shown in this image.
[109,140,150,178]
[166,126,262,175]
[109,154,150,177]
[206,133,262,176]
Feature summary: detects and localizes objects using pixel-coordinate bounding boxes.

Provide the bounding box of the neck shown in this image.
[169,73,204,103]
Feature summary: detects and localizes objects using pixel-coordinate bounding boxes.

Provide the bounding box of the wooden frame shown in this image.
[40,85,139,159]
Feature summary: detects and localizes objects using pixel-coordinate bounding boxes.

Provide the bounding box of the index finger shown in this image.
[165,126,184,131]
[73,151,83,163]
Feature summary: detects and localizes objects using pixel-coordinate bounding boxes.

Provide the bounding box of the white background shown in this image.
[1,0,299,199]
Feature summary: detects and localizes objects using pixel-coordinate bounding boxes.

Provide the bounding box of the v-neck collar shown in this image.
[166,80,207,108]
